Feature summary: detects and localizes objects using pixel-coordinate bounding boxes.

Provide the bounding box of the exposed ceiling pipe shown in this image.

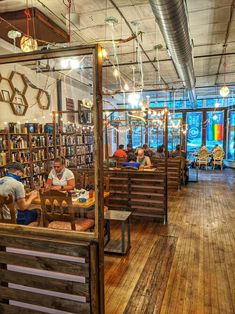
[149,0,197,107]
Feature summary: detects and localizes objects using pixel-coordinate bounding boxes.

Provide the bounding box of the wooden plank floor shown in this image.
[104,169,235,314]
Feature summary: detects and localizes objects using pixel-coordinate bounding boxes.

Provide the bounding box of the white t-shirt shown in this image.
[48,168,74,187]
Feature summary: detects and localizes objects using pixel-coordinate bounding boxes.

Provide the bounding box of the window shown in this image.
[132,122,144,148]
[206,111,224,151]
[148,126,163,148]
[228,110,235,160]
[186,112,203,159]
[168,119,181,152]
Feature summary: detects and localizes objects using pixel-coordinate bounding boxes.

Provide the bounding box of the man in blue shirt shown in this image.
[0,162,38,224]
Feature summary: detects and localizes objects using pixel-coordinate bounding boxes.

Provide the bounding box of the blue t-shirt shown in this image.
[122,162,140,169]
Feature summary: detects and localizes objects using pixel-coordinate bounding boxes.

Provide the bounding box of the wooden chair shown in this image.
[39,190,94,231]
[197,150,210,169]
[212,148,224,170]
[0,194,41,226]
[0,194,16,224]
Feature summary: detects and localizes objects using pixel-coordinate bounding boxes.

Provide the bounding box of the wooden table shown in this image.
[104,210,132,255]
[33,191,110,209]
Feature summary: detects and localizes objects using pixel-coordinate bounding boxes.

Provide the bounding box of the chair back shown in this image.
[0,194,16,224]
[213,148,224,160]
[39,190,76,230]
[198,150,209,160]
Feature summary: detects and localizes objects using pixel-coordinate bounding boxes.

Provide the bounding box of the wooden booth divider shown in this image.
[151,158,182,190]
[0,228,99,314]
[107,170,167,223]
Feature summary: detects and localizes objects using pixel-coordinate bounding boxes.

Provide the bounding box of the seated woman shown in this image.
[45,157,75,191]
[156,145,165,158]
[136,148,152,168]
[122,153,140,169]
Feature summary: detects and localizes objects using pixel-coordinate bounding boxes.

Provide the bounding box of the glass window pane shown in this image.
[186,112,203,159]
[168,119,181,151]
[206,111,224,151]
[228,110,235,160]
[149,126,163,148]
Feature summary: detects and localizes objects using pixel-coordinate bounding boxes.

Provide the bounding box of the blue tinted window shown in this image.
[186,112,203,159]
[228,110,235,160]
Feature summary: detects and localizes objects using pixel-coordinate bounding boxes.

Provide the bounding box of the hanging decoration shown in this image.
[20,2,38,52]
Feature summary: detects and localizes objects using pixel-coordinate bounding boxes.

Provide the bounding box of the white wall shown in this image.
[0,63,57,128]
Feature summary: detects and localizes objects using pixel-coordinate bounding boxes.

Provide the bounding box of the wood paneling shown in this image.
[105,169,235,314]
[0,232,100,313]
[107,170,167,220]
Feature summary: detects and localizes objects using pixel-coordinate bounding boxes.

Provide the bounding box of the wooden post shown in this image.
[223,108,228,154]
[164,109,168,223]
[104,115,109,164]
[93,44,104,314]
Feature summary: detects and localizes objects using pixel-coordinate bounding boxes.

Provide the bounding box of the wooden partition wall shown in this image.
[107,170,167,223]
[0,45,104,313]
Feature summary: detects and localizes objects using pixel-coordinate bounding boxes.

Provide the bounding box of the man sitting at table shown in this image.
[113,144,127,158]
[0,162,38,225]
[136,148,152,168]
[45,157,75,191]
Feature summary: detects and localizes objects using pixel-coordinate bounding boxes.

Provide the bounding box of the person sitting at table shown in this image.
[122,153,140,169]
[156,144,165,158]
[113,144,127,158]
[143,143,155,158]
[45,157,75,191]
[126,143,135,157]
[0,162,38,225]
[172,144,187,158]
[136,148,152,168]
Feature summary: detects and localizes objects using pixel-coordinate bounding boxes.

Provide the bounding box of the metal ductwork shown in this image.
[149,0,197,107]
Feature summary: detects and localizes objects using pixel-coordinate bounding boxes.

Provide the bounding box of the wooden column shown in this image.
[164,110,168,223]
[104,115,109,163]
[202,110,207,146]
[223,108,228,154]
[93,44,104,314]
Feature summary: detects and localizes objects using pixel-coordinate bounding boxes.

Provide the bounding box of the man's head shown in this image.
[119,144,124,150]
[127,143,132,151]
[137,148,144,158]
[7,162,24,177]
[143,144,148,150]
[53,157,65,174]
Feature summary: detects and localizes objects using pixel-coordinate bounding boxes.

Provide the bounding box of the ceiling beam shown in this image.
[102,51,235,68]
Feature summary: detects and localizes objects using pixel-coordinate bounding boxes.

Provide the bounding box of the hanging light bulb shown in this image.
[113,68,119,77]
[102,48,108,58]
[128,92,140,106]
[124,83,129,91]
[220,57,230,97]
[61,59,69,68]
[220,85,229,97]
[214,101,220,108]
[212,114,218,121]
[70,59,80,69]
[20,36,38,52]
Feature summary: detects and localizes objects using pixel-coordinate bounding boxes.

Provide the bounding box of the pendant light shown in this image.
[220,54,229,97]
[20,2,38,52]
